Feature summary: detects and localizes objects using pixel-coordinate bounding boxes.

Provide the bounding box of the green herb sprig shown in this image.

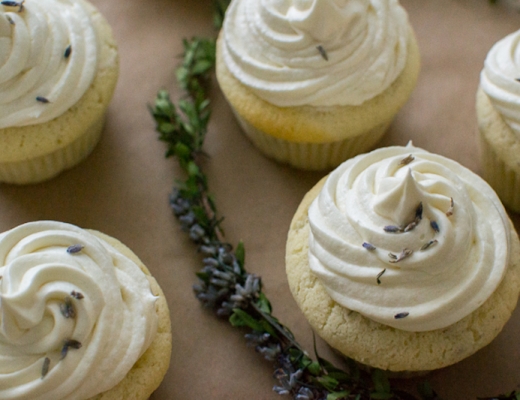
[149,2,520,400]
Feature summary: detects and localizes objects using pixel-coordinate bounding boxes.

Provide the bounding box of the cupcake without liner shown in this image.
[0,221,172,400]
[286,144,520,372]
[477,29,520,212]
[216,0,420,170]
[0,0,119,184]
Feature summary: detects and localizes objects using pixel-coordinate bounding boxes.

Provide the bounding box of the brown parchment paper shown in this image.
[1,0,520,399]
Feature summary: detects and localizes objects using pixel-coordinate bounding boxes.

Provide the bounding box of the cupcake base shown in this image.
[477,88,520,212]
[0,116,105,185]
[286,177,520,372]
[233,110,390,171]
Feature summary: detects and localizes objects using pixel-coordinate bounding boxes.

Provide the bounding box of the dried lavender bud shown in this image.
[41,357,50,379]
[384,225,402,233]
[421,239,438,251]
[70,290,84,300]
[273,387,291,396]
[189,224,205,241]
[36,96,50,103]
[404,221,417,232]
[446,197,454,217]
[199,245,217,256]
[295,387,315,400]
[202,259,219,270]
[1,1,19,6]
[399,154,414,166]
[377,269,386,285]
[60,339,82,360]
[394,312,409,319]
[415,202,423,221]
[316,45,328,61]
[362,242,376,251]
[430,220,440,233]
[389,248,413,263]
[64,44,72,59]
[66,244,84,254]
[256,342,281,361]
[59,296,76,319]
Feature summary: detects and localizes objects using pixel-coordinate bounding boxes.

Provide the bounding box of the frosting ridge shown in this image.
[0,0,98,129]
[308,145,510,331]
[0,221,157,400]
[221,0,409,107]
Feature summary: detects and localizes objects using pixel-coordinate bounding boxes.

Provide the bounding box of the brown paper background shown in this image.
[2,1,520,399]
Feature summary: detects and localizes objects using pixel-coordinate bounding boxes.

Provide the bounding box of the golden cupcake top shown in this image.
[308,144,510,331]
[0,221,157,400]
[0,0,98,128]
[221,0,410,107]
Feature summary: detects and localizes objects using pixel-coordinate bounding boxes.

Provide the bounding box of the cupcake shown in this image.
[0,221,171,399]
[477,29,520,212]
[286,144,520,372]
[0,0,119,184]
[216,0,420,170]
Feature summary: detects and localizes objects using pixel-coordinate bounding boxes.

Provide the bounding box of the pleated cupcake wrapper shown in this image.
[233,111,391,171]
[479,131,520,213]
[0,117,105,185]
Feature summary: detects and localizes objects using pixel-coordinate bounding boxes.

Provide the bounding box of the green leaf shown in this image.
[327,370,350,382]
[158,122,176,135]
[234,240,245,269]
[372,369,391,394]
[187,161,200,177]
[195,271,210,284]
[255,292,271,314]
[176,66,189,86]
[417,381,435,400]
[229,309,265,332]
[192,59,214,75]
[316,375,339,391]
[174,143,191,159]
[306,361,321,376]
[370,393,393,400]
[327,391,350,400]
[259,319,277,337]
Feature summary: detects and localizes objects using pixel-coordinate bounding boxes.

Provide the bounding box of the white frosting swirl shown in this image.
[0,221,157,400]
[221,0,409,107]
[0,0,98,129]
[308,144,510,332]
[480,29,520,137]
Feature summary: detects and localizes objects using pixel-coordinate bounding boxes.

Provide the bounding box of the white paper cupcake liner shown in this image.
[480,133,520,213]
[233,111,391,171]
[0,117,105,185]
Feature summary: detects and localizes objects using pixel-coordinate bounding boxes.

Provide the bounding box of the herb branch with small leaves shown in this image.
[149,2,519,400]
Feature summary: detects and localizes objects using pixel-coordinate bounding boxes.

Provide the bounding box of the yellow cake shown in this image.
[0,0,119,184]
[477,29,520,212]
[216,0,420,170]
[286,144,520,371]
[0,221,172,399]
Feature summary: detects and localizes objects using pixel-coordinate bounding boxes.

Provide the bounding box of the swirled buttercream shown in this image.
[0,0,97,129]
[221,0,409,107]
[0,221,158,400]
[480,29,520,138]
[308,144,510,332]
